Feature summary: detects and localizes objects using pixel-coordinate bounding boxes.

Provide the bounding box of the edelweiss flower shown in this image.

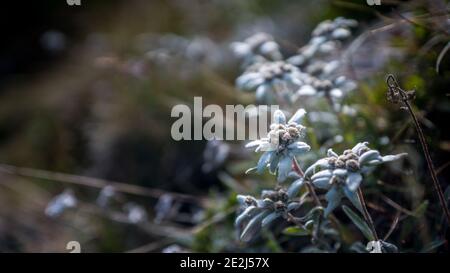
[236,61,308,103]
[295,75,356,106]
[287,17,357,67]
[246,109,310,182]
[231,32,282,66]
[312,17,357,39]
[45,189,77,218]
[366,240,398,253]
[304,142,407,215]
[235,188,302,242]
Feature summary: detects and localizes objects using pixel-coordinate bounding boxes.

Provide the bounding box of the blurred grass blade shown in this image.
[436,41,450,74]
[421,239,446,253]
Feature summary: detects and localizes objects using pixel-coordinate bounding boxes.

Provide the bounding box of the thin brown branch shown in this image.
[381,193,415,217]
[0,163,209,207]
[357,188,379,241]
[386,74,450,225]
[292,157,321,207]
[384,210,401,241]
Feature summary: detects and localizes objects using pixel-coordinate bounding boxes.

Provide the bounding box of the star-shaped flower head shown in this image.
[294,75,357,109]
[236,61,309,103]
[305,142,407,216]
[235,188,302,242]
[246,109,310,182]
[287,17,357,68]
[231,32,283,67]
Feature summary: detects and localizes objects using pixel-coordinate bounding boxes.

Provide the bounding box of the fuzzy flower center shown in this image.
[327,149,364,184]
[268,123,304,153]
[253,61,296,81]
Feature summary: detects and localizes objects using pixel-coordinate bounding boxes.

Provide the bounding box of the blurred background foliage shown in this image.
[0,0,449,252]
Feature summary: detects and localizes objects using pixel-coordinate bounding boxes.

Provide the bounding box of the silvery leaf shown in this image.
[287,178,305,198]
[288,171,301,179]
[338,78,357,92]
[323,60,340,75]
[269,154,281,174]
[311,169,333,180]
[324,186,343,216]
[256,141,277,152]
[287,141,310,150]
[240,211,270,242]
[327,148,338,158]
[230,42,250,57]
[366,241,382,253]
[346,172,362,191]
[342,205,375,241]
[257,151,273,173]
[319,41,336,54]
[236,72,258,87]
[261,211,281,228]
[352,142,369,154]
[330,88,343,99]
[366,240,398,253]
[302,44,318,58]
[45,190,77,218]
[365,159,383,166]
[380,241,399,253]
[360,165,376,173]
[288,142,311,155]
[343,186,363,213]
[358,150,381,165]
[236,73,264,91]
[255,84,270,102]
[305,158,330,177]
[287,54,305,66]
[332,28,351,39]
[312,177,332,190]
[236,195,246,204]
[333,168,348,177]
[287,202,301,211]
[297,85,317,96]
[284,73,303,86]
[236,195,253,205]
[381,153,407,162]
[260,41,279,55]
[245,139,263,149]
[288,108,307,124]
[235,205,259,227]
[273,110,286,124]
[261,189,276,197]
[310,36,326,46]
[277,156,293,182]
[257,198,274,209]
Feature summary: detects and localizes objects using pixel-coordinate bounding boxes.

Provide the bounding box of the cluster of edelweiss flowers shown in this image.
[306,143,407,216]
[231,17,408,251]
[233,17,358,107]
